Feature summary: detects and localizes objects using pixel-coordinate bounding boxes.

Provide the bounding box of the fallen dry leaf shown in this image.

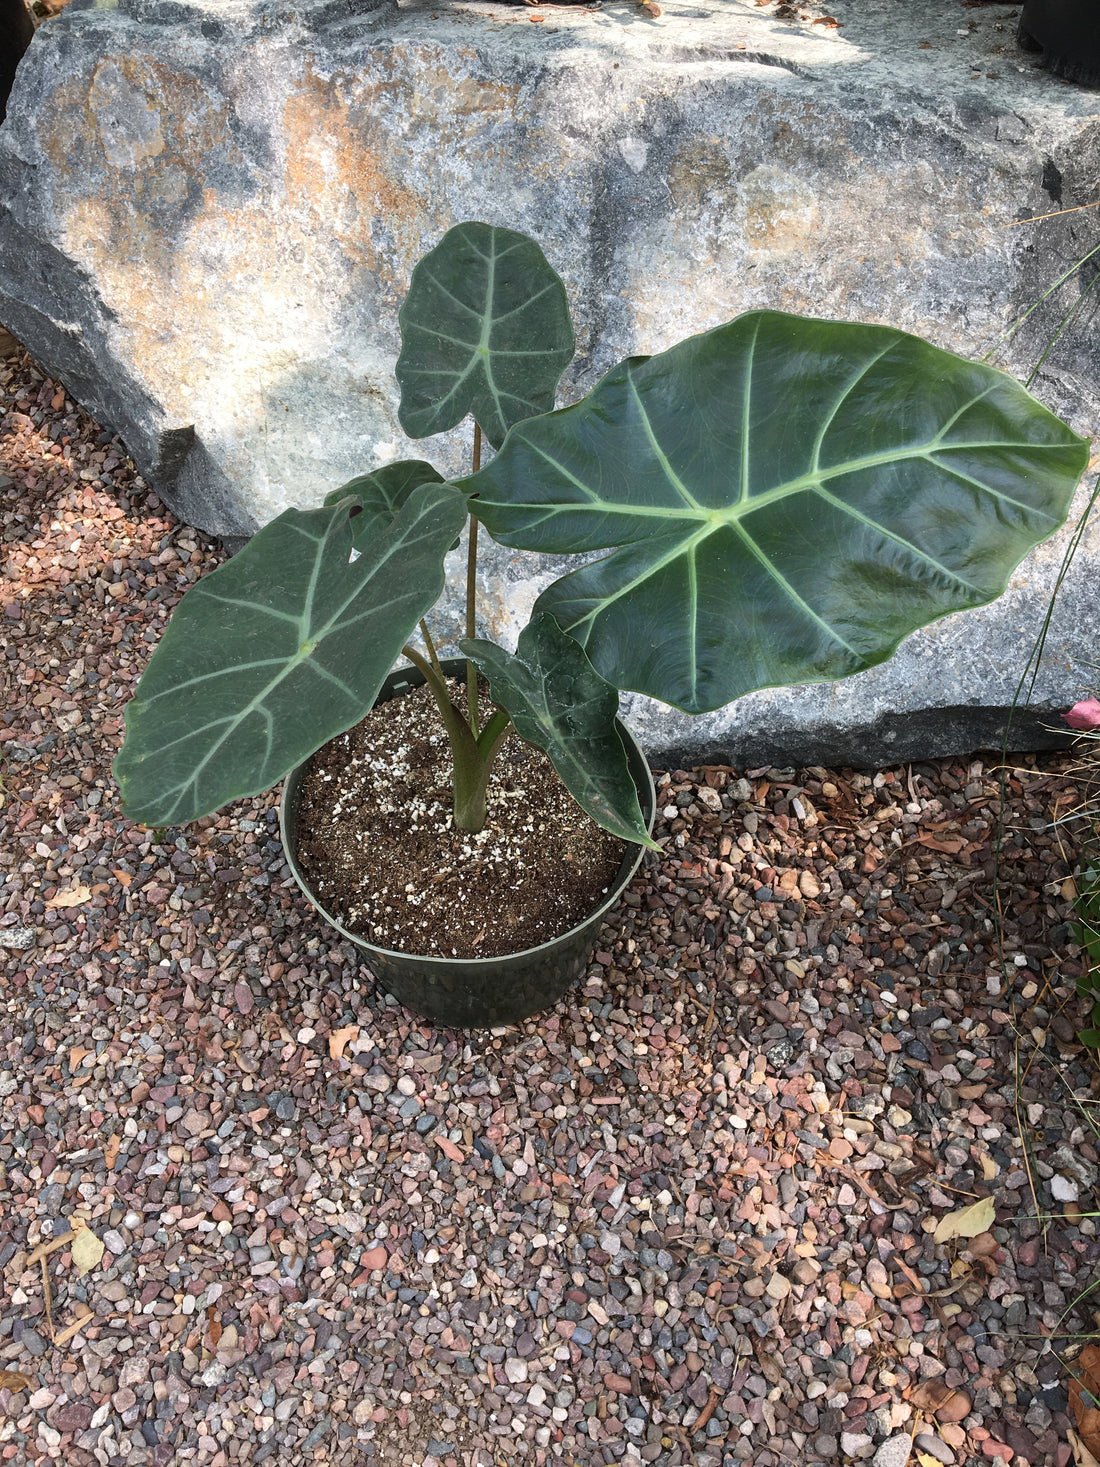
[1071,1427,1100,1467]
[70,1224,104,1277]
[104,1134,121,1170]
[111,869,132,888]
[435,1134,465,1164]
[68,1046,92,1071]
[44,884,92,909]
[328,1024,359,1060]
[933,1195,995,1243]
[980,1153,998,1180]
[0,1369,32,1392]
[1070,1346,1100,1459]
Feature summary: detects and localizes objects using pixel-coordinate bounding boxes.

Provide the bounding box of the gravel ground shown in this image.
[2,348,1099,1467]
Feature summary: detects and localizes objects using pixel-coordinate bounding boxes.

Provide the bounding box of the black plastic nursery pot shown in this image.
[279,660,656,1030]
[1018,0,1100,86]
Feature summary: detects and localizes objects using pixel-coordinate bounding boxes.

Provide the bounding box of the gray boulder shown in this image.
[0,0,1097,764]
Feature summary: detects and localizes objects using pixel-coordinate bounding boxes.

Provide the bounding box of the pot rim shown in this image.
[278,661,656,968]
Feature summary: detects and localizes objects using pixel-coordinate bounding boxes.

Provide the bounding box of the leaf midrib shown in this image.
[512,436,1067,531]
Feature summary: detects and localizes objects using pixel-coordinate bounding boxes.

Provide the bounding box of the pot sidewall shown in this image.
[279,660,656,1028]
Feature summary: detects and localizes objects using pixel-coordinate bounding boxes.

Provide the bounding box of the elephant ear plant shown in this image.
[114,221,1089,926]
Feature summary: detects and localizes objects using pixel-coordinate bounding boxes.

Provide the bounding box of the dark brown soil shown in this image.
[293,676,629,958]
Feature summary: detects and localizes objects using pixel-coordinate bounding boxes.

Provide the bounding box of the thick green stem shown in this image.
[466,422,482,738]
[455,708,513,831]
[400,644,509,833]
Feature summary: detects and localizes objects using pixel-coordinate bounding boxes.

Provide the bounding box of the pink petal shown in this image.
[1063,698,1100,730]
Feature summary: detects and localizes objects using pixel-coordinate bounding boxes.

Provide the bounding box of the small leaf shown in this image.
[328,1025,359,1060]
[461,614,656,849]
[0,1369,32,1391]
[980,1153,998,1181]
[45,885,92,909]
[932,1195,996,1243]
[1070,1429,1100,1467]
[396,221,575,449]
[70,1224,104,1277]
[104,1135,121,1170]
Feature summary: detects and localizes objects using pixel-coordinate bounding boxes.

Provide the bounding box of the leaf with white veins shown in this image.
[114,482,468,827]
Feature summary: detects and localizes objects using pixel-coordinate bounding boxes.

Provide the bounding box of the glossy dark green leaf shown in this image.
[464,311,1088,714]
[323,460,458,550]
[396,221,575,449]
[461,614,657,850]
[324,460,445,539]
[113,482,469,827]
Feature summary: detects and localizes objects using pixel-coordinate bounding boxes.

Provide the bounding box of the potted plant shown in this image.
[1018,0,1100,88]
[113,222,1088,1027]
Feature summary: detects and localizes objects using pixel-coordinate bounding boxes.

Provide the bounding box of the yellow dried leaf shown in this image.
[1071,1428,1100,1467]
[0,1369,32,1391]
[917,1455,945,1467]
[70,1225,104,1277]
[104,1135,121,1170]
[980,1153,998,1181]
[933,1196,996,1244]
[328,1025,359,1061]
[45,885,92,909]
[68,1047,92,1071]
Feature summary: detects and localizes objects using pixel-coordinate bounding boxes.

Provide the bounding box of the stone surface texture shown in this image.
[0,0,1098,765]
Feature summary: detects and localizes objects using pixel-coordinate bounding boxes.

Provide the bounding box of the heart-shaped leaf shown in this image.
[114,481,469,826]
[464,311,1088,713]
[461,614,657,849]
[396,221,575,449]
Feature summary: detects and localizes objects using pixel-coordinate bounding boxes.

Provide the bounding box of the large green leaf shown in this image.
[396,221,575,449]
[461,614,658,850]
[463,311,1088,713]
[113,482,469,827]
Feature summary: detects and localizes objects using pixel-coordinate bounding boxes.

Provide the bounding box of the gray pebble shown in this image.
[20,1327,48,1357]
[913,1435,953,1465]
[0,926,36,949]
[872,1438,914,1467]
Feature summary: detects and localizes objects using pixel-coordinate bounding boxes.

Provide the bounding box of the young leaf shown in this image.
[461,613,657,850]
[396,221,575,449]
[464,311,1088,714]
[114,482,469,827]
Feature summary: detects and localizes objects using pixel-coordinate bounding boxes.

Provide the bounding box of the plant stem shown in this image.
[466,422,482,739]
[401,643,507,832]
[419,619,443,680]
